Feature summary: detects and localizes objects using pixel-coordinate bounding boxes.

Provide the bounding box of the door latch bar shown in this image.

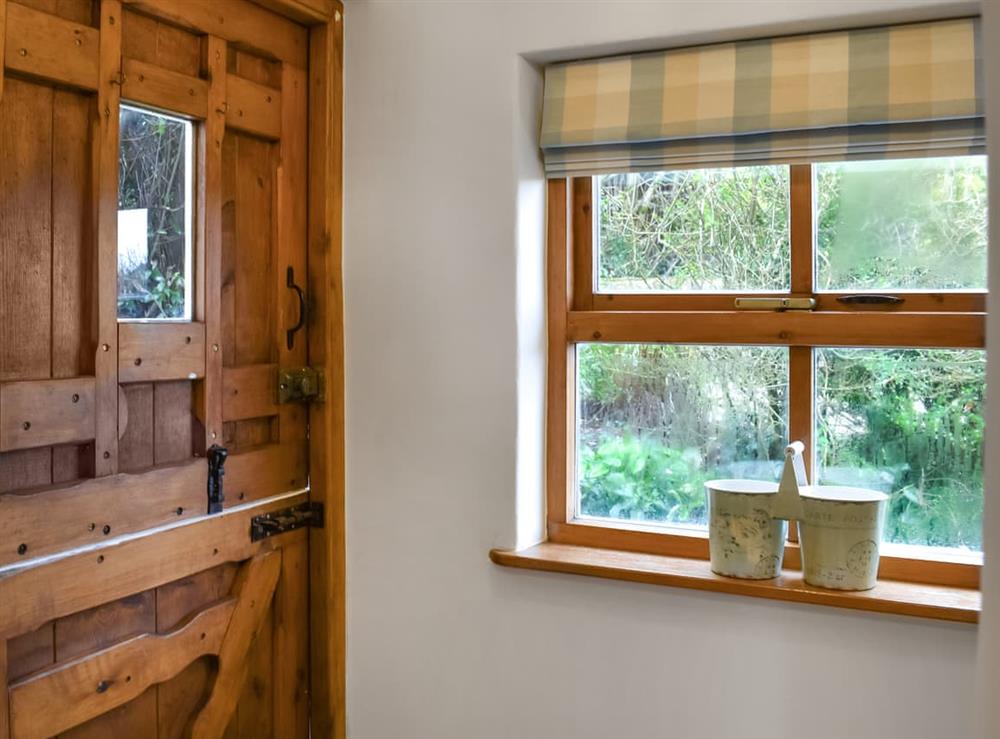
[250,502,325,542]
[207,444,228,514]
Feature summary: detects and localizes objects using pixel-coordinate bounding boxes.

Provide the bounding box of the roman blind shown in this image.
[540,17,984,177]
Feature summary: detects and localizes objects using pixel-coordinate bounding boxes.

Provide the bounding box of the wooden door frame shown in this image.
[298,3,346,738]
[253,2,345,736]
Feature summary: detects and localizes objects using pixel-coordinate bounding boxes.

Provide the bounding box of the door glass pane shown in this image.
[576,344,788,527]
[816,348,985,551]
[117,105,193,319]
[596,166,790,292]
[816,156,988,291]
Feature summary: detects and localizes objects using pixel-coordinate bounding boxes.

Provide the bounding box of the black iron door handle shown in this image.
[286,266,306,350]
[207,444,228,514]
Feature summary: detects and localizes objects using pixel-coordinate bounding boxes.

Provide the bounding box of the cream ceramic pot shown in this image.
[706,480,784,579]
[797,485,888,591]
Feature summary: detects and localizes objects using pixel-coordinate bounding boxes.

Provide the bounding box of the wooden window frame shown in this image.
[545,165,986,593]
[115,103,197,323]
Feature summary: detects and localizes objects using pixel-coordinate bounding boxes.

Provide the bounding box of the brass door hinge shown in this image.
[278,367,324,404]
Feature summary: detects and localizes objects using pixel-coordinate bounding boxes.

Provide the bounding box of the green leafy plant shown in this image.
[579,435,709,525]
[117,262,186,319]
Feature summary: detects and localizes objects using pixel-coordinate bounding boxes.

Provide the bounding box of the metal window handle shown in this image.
[286,266,306,350]
[836,294,905,305]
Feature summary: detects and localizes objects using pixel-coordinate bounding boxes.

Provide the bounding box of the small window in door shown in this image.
[117,105,194,320]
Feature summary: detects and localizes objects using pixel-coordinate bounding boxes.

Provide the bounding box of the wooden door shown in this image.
[0,1,344,737]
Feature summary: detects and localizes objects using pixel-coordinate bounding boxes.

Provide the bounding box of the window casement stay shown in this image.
[733,297,816,311]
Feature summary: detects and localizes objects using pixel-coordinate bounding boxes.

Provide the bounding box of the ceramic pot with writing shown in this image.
[797,486,888,591]
[706,479,785,579]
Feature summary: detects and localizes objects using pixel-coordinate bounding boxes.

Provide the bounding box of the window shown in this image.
[547,157,987,586]
[597,167,791,292]
[117,105,194,320]
[577,343,788,528]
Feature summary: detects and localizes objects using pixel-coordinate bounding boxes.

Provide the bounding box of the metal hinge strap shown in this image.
[250,501,324,542]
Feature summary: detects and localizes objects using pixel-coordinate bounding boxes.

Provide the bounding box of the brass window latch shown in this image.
[734,297,816,311]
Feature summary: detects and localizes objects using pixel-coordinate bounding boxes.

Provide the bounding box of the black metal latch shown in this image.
[207,444,228,514]
[250,501,325,542]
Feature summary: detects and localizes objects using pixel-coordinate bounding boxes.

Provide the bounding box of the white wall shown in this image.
[344,3,981,738]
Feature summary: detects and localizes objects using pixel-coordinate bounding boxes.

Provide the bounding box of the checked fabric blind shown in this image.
[540,17,984,177]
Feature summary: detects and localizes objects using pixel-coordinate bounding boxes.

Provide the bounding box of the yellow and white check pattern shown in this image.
[540,18,984,176]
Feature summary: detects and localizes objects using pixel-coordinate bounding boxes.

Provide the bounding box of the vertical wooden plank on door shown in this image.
[307,8,345,739]
[187,550,282,739]
[5,625,54,684]
[235,134,276,369]
[0,77,54,492]
[118,383,153,472]
[1,638,9,739]
[276,59,308,452]
[237,608,274,738]
[5,623,54,739]
[59,690,158,739]
[197,34,227,450]
[273,536,309,737]
[52,90,94,382]
[156,564,238,739]
[0,0,6,103]
[0,78,52,385]
[52,88,95,484]
[221,129,237,405]
[153,381,193,465]
[55,591,158,739]
[225,123,278,451]
[93,0,122,477]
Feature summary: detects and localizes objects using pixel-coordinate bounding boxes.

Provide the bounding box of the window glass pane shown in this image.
[576,344,788,527]
[117,105,193,319]
[816,348,985,551]
[816,156,988,290]
[596,166,790,292]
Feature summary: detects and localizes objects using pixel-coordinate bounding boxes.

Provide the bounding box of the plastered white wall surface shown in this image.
[344,2,981,738]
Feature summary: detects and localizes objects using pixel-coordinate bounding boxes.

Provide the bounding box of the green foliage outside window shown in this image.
[585,159,988,551]
[598,167,790,292]
[117,107,189,319]
[578,344,787,528]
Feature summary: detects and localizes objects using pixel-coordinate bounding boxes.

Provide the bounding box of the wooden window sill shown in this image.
[490,543,980,624]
